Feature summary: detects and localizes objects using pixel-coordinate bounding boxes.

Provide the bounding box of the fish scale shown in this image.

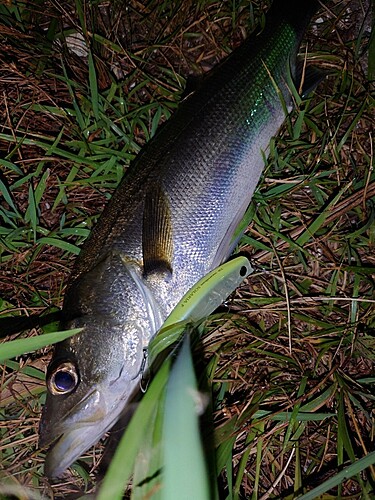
[39,0,320,478]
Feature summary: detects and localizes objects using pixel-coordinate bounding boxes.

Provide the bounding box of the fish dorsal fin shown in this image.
[142,182,173,277]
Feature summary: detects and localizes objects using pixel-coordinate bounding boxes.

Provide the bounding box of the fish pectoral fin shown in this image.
[142,182,173,277]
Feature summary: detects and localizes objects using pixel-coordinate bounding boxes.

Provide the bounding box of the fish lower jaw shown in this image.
[43,398,126,478]
[44,424,107,478]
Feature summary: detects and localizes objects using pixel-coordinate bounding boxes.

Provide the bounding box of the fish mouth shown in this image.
[46,413,123,479]
[41,382,140,478]
[43,406,119,478]
[41,388,115,478]
[45,426,99,478]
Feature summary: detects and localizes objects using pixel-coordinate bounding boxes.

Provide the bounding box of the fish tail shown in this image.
[268,0,320,31]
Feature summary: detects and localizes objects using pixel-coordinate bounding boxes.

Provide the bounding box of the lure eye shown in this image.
[47,361,79,395]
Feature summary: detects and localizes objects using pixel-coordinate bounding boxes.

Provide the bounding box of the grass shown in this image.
[0,0,374,498]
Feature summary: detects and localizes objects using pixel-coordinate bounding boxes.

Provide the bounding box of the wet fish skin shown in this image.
[39,0,319,478]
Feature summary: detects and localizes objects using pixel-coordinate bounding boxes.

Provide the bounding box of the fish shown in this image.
[39,0,320,478]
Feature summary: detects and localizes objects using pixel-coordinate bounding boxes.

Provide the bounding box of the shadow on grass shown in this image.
[0,310,62,338]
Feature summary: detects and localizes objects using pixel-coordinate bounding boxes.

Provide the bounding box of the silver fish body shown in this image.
[39,0,319,478]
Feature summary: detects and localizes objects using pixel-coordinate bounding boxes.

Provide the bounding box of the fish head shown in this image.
[39,244,168,478]
[39,314,146,478]
[39,252,160,478]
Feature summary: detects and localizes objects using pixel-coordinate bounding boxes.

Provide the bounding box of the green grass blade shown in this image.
[0,158,23,175]
[163,334,211,500]
[234,421,264,499]
[131,388,165,500]
[4,360,45,380]
[297,451,375,500]
[97,360,171,500]
[36,237,81,255]
[0,329,81,362]
[88,50,99,121]
[368,0,375,80]
[296,182,352,247]
[0,178,21,217]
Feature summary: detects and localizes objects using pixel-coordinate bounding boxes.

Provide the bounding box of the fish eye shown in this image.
[47,361,79,395]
